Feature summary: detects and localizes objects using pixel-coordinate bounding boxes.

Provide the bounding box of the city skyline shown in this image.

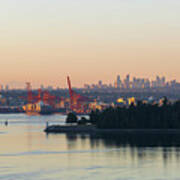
[84,74,179,89]
[1,73,180,89]
[0,74,179,89]
[1,0,180,87]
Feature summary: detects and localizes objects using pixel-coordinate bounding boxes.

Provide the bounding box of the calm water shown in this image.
[1,114,180,180]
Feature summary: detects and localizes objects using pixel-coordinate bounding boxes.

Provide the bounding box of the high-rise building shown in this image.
[0,85,3,91]
[5,85,9,91]
[124,74,130,89]
[40,85,44,90]
[116,75,121,88]
[98,80,103,88]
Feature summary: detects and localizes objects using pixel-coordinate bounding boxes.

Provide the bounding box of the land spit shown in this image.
[44,125,180,134]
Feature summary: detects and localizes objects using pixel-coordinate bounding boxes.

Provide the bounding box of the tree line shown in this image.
[89,98,180,129]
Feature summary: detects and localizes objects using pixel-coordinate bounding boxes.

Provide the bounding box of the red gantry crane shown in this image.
[25,82,58,107]
[67,76,92,114]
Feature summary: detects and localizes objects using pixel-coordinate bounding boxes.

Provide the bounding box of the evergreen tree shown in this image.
[66,113,77,124]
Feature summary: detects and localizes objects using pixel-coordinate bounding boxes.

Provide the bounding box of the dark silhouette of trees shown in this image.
[78,117,89,125]
[89,109,100,125]
[89,99,180,129]
[66,113,77,124]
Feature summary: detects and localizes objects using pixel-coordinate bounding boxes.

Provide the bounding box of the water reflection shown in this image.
[58,133,180,164]
[1,114,180,179]
[91,133,180,147]
[62,133,180,147]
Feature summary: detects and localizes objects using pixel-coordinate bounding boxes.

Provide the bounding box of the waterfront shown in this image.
[1,114,180,179]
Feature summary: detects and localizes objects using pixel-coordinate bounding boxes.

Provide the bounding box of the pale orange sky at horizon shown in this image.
[0,0,180,88]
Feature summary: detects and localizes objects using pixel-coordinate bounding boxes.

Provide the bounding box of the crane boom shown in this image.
[67,76,73,110]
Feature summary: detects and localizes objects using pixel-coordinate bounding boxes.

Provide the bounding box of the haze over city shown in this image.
[1,0,180,88]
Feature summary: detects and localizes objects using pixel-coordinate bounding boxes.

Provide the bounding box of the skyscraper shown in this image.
[124,74,130,89]
[117,75,121,88]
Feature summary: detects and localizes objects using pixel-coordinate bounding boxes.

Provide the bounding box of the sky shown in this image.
[0,0,180,88]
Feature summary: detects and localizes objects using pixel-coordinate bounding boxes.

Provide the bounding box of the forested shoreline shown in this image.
[89,99,180,129]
